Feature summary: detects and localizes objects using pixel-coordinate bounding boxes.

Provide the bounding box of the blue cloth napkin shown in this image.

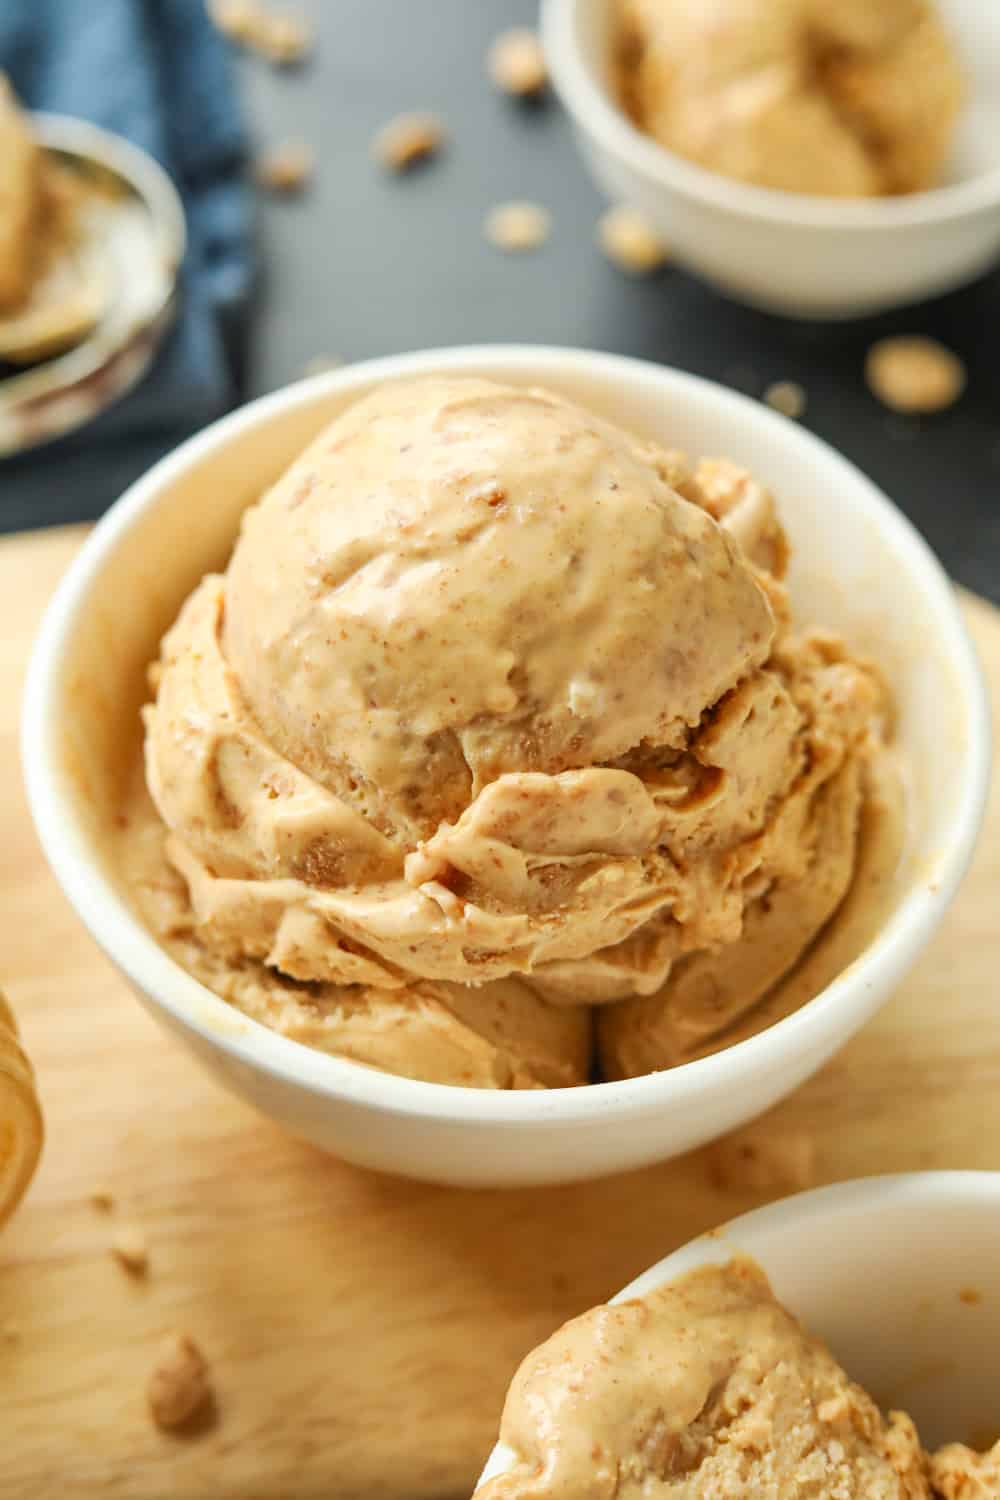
[0,0,252,531]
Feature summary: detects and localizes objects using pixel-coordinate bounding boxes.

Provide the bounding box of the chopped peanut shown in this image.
[372,113,445,172]
[488,28,548,97]
[865,336,965,414]
[147,1334,212,1431]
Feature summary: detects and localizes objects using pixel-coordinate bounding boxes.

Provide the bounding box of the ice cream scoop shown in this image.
[617,0,964,197]
[137,375,896,1087]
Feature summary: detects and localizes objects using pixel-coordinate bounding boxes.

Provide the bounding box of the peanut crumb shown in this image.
[485,201,551,252]
[706,1128,815,1192]
[257,13,311,65]
[111,1225,149,1276]
[865,336,966,414]
[488,28,548,98]
[208,2,311,65]
[255,141,314,194]
[147,1333,212,1431]
[372,113,445,172]
[90,1185,115,1212]
[764,380,807,420]
[958,1286,983,1305]
[208,0,258,42]
[597,206,669,274]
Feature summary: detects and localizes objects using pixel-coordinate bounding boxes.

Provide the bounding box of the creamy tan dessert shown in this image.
[0,989,43,1229]
[930,1439,1000,1498]
[617,0,964,197]
[472,1258,993,1500]
[0,74,104,362]
[120,377,902,1088]
[0,74,41,313]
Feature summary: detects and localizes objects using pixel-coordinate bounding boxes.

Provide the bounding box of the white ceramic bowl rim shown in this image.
[22,346,991,1129]
[615,1170,1000,1299]
[542,0,1000,231]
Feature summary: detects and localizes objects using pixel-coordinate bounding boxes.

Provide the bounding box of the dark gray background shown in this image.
[9,0,1000,602]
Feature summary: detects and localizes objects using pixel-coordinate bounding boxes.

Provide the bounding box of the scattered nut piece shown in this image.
[257,12,311,65]
[488,28,548,97]
[597,205,669,274]
[372,113,445,172]
[208,1,311,65]
[147,1333,212,1431]
[90,1185,115,1212]
[255,141,314,194]
[958,1287,983,1306]
[865,335,966,414]
[706,1129,816,1192]
[208,0,258,43]
[485,201,551,252]
[111,1225,149,1276]
[764,380,807,420]
[302,354,345,378]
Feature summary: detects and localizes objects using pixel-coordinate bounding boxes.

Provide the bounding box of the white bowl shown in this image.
[477,1170,1000,1487]
[542,0,1000,317]
[22,347,989,1188]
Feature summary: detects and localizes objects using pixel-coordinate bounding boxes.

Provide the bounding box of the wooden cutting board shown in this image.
[1,524,999,1500]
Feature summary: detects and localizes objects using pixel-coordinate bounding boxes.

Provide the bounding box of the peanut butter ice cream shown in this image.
[0,74,41,313]
[120,376,901,1088]
[617,0,964,197]
[473,1258,992,1500]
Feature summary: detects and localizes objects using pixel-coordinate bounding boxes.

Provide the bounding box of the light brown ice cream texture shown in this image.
[472,1257,996,1500]
[617,0,965,197]
[122,375,901,1088]
[0,74,42,313]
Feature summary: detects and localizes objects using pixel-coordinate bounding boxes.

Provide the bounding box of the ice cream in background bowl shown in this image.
[22,348,988,1186]
[542,0,1000,315]
[474,1173,1000,1495]
[615,0,966,200]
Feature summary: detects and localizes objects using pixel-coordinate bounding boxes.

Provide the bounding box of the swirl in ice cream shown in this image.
[121,377,900,1087]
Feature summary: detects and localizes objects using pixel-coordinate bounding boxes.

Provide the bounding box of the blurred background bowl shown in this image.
[543,0,1000,317]
[477,1170,1000,1487]
[22,346,989,1187]
[0,114,184,457]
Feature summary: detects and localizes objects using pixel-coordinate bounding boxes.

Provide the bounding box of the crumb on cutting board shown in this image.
[110,1225,149,1276]
[705,1128,816,1192]
[147,1333,213,1431]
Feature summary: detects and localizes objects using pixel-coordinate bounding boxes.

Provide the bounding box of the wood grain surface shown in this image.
[1,525,998,1500]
